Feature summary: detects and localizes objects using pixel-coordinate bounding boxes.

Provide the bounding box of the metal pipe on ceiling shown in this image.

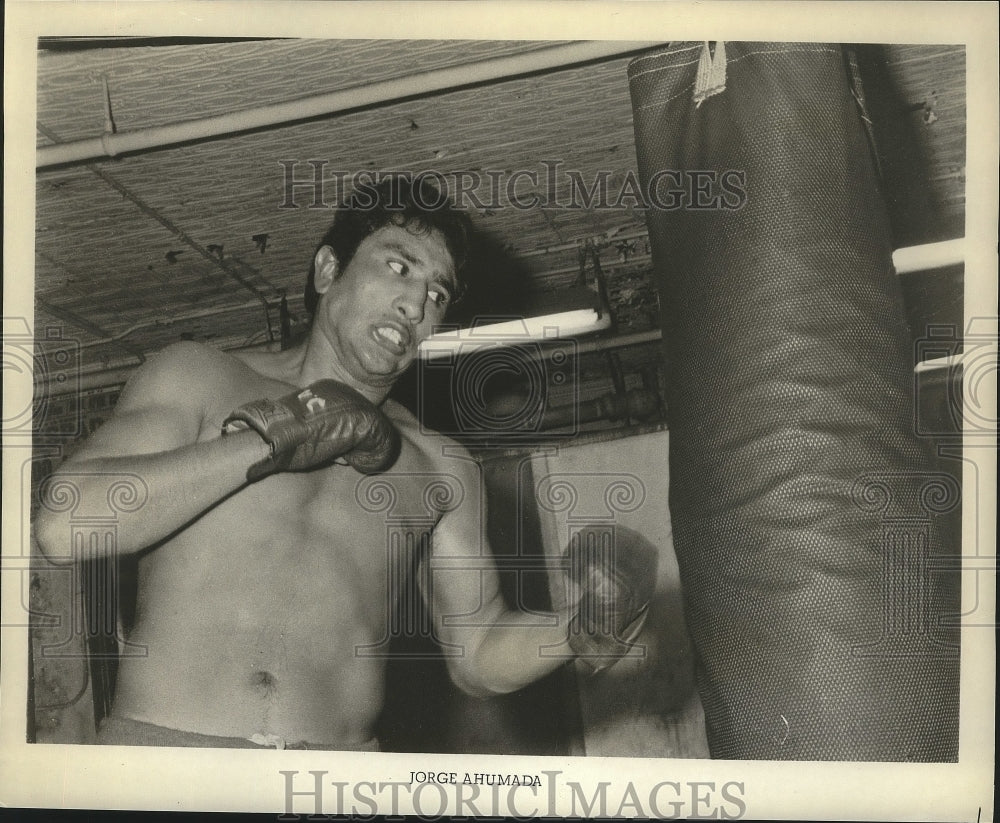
[36,41,661,168]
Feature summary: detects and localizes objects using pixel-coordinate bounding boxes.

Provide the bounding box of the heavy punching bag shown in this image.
[629,42,960,760]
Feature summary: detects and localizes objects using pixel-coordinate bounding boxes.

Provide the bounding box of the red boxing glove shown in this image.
[223,380,400,481]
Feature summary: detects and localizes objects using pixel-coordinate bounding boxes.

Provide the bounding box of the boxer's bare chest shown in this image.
[117,354,466,738]
[139,367,451,624]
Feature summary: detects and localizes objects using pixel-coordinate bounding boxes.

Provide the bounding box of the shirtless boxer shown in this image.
[34,178,648,751]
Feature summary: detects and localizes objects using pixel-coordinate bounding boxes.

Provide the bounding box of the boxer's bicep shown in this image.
[426,500,575,696]
[423,479,508,694]
[77,403,199,462]
[425,503,506,644]
[67,342,210,463]
[421,454,572,696]
[35,342,270,558]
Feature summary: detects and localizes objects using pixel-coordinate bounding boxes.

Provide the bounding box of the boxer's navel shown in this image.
[250,669,278,696]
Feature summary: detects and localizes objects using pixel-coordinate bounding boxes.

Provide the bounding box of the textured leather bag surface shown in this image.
[629,42,960,760]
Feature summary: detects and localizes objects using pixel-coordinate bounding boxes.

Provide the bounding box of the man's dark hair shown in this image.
[304,175,471,318]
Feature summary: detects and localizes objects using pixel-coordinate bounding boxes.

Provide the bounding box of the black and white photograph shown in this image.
[2,1,996,819]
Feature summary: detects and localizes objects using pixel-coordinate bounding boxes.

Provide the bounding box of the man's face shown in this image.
[314,222,457,390]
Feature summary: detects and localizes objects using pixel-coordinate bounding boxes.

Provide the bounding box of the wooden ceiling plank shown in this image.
[35,295,146,362]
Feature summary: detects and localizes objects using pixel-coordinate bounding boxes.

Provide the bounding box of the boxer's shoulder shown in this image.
[135,341,261,393]
[115,343,288,440]
[381,398,429,440]
[383,401,473,464]
[113,341,224,413]
[377,401,479,515]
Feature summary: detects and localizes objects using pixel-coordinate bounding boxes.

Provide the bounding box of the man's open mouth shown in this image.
[373,324,408,353]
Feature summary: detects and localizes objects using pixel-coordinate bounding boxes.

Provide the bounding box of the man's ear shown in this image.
[313,246,339,295]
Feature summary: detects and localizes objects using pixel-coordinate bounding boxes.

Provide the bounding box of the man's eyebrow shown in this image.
[431,272,458,296]
[383,240,457,294]
[382,241,422,266]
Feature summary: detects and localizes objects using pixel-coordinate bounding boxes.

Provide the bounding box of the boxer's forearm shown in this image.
[34,429,270,559]
[427,486,576,697]
[447,608,572,698]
